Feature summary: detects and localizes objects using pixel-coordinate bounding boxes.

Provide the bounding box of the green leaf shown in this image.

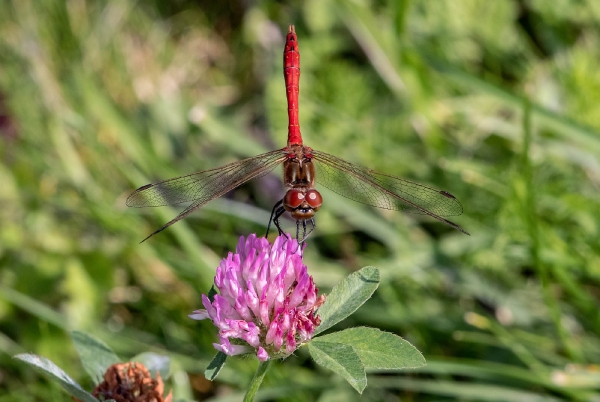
[207,285,218,302]
[315,266,379,335]
[131,352,170,380]
[71,331,120,384]
[205,351,227,380]
[316,327,426,369]
[308,341,367,393]
[14,354,98,402]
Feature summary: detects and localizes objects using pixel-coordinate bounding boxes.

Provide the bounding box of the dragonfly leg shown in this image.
[274,208,287,235]
[291,220,304,253]
[273,206,292,249]
[296,219,301,243]
[303,219,308,243]
[304,217,316,241]
[296,218,316,245]
[266,200,284,238]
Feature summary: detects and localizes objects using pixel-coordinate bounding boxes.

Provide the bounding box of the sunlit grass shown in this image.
[1,0,600,400]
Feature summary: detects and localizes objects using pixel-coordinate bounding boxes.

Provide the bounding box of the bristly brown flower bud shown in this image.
[89,362,172,402]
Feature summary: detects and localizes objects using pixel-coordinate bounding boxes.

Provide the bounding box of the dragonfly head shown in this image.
[283,188,322,220]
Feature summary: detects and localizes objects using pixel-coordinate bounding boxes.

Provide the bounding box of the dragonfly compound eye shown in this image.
[284,189,305,209]
[305,189,322,210]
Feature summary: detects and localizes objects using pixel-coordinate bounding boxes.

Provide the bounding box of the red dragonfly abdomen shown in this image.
[284,25,302,146]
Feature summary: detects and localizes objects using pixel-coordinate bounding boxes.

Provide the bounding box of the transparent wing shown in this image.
[126,148,287,240]
[312,149,469,235]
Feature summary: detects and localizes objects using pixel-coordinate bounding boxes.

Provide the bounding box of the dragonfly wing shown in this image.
[312,150,469,235]
[126,148,287,240]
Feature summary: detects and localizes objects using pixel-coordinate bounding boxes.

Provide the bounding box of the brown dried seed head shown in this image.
[88,362,172,402]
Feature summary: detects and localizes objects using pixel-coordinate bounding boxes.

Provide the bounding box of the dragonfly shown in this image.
[127,25,469,242]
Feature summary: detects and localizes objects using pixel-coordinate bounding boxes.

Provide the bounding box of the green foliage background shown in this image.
[2,0,600,400]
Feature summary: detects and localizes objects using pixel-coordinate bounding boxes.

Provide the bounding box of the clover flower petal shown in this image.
[191,234,325,360]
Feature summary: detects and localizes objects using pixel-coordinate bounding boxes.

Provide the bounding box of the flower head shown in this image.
[90,362,172,402]
[190,234,325,361]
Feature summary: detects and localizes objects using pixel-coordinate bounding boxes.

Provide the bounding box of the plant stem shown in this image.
[521,98,582,363]
[243,360,271,402]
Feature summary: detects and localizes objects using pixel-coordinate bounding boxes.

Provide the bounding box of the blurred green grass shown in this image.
[2,0,600,400]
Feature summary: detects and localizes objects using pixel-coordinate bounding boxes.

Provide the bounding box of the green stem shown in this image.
[243,360,271,402]
[521,98,581,363]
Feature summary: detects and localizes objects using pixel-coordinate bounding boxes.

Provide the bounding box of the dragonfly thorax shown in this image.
[283,145,315,188]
